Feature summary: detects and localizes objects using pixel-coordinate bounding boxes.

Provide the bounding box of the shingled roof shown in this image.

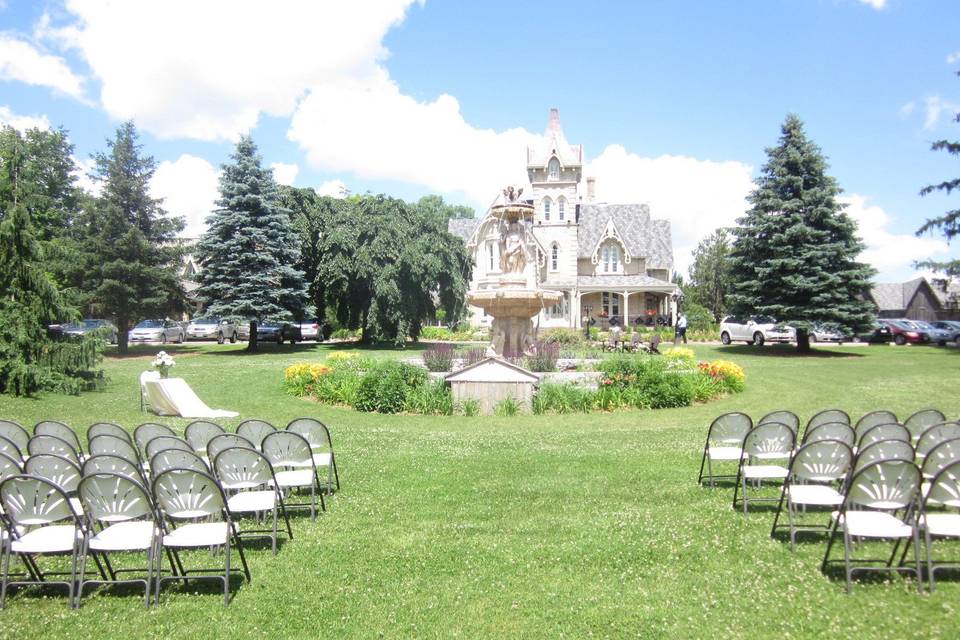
[577,204,673,270]
[869,278,930,311]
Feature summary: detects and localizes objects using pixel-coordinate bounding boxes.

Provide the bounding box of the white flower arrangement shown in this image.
[152,351,176,378]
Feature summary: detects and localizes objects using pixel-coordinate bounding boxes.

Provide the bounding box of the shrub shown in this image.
[541,328,587,346]
[460,398,481,416]
[422,343,456,372]
[524,342,559,372]
[419,326,480,341]
[282,362,332,396]
[461,347,487,367]
[331,328,357,340]
[698,359,746,393]
[405,379,454,415]
[494,396,521,416]
[353,360,428,413]
[662,346,695,365]
[597,354,697,409]
[533,382,595,414]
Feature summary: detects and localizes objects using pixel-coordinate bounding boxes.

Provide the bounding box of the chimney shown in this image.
[548,107,561,132]
[586,177,596,202]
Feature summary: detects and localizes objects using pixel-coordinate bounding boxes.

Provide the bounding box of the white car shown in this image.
[186,317,239,343]
[129,319,186,344]
[719,315,794,346]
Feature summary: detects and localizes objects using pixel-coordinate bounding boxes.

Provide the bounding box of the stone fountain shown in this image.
[467,186,562,357]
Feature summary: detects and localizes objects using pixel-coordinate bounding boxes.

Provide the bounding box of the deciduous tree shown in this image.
[687,228,732,322]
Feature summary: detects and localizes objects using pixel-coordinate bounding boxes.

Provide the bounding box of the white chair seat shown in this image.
[11,525,81,553]
[753,452,790,460]
[839,511,913,538]
[707,446,742,461]
[920,513,960,537]
[743,465,789,480]
[787,484,843,506]
[227,490,276,513]
[274,469,314,488]
[313,452,332,467]
[163,522,229,547]
[89,521,157,551]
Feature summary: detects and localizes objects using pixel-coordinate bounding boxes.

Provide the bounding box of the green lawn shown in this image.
[0,342,958,639]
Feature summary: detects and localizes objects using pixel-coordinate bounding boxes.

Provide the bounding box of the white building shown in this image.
[449,109,679,329]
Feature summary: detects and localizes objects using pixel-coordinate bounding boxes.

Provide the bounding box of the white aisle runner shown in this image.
[144,377,239,418]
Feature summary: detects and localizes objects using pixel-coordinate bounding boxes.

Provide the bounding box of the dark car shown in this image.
[878,319,929,346]
[851,321,893,344]
[931,320,960,345]
[62,319,118,344]
[256,321,302,344]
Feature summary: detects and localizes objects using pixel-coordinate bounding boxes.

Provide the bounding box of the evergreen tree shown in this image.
[687,228,732,322]
[728,114,875,352]
[195,136,308,350]
[83,122,185,353]
[916,70,960,275]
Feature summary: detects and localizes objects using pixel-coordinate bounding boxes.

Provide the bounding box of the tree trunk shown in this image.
[795,328,811,353]
[117,316,129,355]
[247,320,258,352]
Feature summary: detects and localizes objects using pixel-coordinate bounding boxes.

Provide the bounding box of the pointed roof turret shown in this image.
[527,108,582,169]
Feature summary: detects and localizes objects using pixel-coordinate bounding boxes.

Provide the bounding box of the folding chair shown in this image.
[697,412,752,487]
[853,440,915,476]
[921,438,960,482]
[24,455,84,515]
[77,473,160,608]
[857,423,910,451]
[150,449,209,477]
[133,423,177,457]
[0,475,85,608]
[904,409,946,444]
[918,460,960,591]
[822,460,922,593]
[807,409,850,433]
[262,431,325,518]
[185,421,226,457]
[139,371,161,413]
[27,435,80,466]
[152,469,250,606]
[286,418,340,494]
[853,410,899,441]
[144,436,193,461]
[206,434,255,464]
[237,420,277,451]
[770,439,853,550]
[732,422,795,513]
[0,421,29,458]
[87,422,131,446]
[802,422,855,448]
[82,455,147,486]
[758,410,800,437]
[0,437,23,464]
[0,453,22,483]
[213,447,293,554]
[917,423,960,462]
[88,434,141,466]
[34,421,83,458]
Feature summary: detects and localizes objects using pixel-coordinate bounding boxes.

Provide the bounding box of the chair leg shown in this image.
[0,541,11,609]
[821,518,839,573]
[697,447,708,485]
[278,493,293,540]
[223,538,230,607]
[770,484,788,538]
[332,454,341,491]
[76,535,89,609]
[912,526,923,593]
[842,527,853,593]
[231,523,250,582]
[271,505,278,555]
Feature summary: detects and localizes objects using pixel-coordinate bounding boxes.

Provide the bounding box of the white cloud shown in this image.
[270,162,299,186]
[842,194,950,281]
[858,0,886,9]
[0,34,85,100]
[47,0,418,140]
[899,101,915,117]
[0,105,50,131]
[585,145,755,276]
[316,179,349,198]
[150,154,220,237]
[947,51,960,65]
[72,155,100,196]
[922,95,960,131]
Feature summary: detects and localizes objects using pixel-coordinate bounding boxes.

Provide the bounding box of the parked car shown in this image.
[129,319,186,343]
[186,317,239,343]
[905,320,952,346]
[61,318,118,344]
[719,315,794,346]
[878,319,929,346]
[930,320,960,344]
[298,319,329,342]
[851,321,893,344]
[234,319,252,341]
[809,323,845,343]
[257,321,302,344]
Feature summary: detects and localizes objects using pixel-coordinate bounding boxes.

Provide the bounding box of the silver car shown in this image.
[129,319,186,344]
[719,315,795,346]
[186,317,239,344]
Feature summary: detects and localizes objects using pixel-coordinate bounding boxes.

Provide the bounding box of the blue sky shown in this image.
[0,0,958,280]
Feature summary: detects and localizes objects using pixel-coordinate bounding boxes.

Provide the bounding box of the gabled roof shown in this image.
[577,204,673,270]
[444,357,539,383]
[869,278,937,311]
[526,108,583,168]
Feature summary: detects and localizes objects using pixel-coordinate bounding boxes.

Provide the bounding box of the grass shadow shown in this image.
[717,344,865,358]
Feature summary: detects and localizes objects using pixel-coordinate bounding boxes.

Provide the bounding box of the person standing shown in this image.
[675,312,688,345]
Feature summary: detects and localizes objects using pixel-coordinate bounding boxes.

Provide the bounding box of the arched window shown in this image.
[550,243,559,271]
[548,158,560,181]
[543,197,552,220]
[601,242,621,273]
[557,197,566,221]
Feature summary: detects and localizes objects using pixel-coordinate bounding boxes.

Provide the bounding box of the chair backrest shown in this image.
[25,454,82,493]
[79,473,154,523]
[705,412,753,446]
[845,459,920,511]
[152,468,227,521]
[854,439,915,474]
[145,435,193,460]
[35,420,82,453]
[803,422,855,448]
[134,422,177,453]
[857,423,911,449]
[924,460,960,510]
[213,447,277,490]
[917,423,960,459]
[0,420,30,454]
[185,420,226,453]
[262,431,313,468]
[286,417,333,451]
[0,474,80,526]
[206,433,255,462]
[82,454,146,485]
[904,408,947,442]
[88,434,141,463]
[789,439,853,483]
[854,410,899,439]
[921,438,960,481]
[150,449,209,477]
[0,435,24,463]
[807,409,850,432]
[237,420,277,449]
[758,410,800,435]
[0,452,23,483]
[87,422,131,445]
[742,422,795,460]
[28,434,80,464]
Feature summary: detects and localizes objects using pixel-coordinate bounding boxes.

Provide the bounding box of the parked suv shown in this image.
[719,315,794,346]
[186,317,239,344]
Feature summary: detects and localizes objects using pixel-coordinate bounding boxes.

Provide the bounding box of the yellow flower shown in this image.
[326,351,355,362]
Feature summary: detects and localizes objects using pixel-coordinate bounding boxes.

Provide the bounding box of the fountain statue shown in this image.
[467,186,563,357]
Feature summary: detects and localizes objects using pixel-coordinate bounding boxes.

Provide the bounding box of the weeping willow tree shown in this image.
[0,134,104,396]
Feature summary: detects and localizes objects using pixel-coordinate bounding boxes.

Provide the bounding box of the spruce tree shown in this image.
[83,122,185,353]
[195,136,307,350]
[729,114,875,352]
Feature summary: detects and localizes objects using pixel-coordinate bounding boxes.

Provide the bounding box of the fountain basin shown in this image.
[466,288,562,318]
